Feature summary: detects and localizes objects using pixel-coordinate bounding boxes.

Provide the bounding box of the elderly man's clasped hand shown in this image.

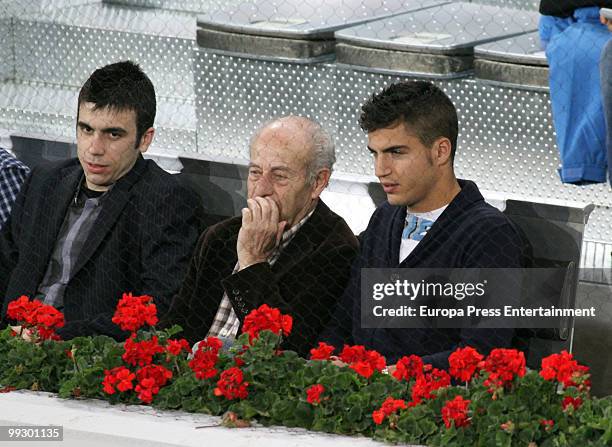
[237,197,287,270]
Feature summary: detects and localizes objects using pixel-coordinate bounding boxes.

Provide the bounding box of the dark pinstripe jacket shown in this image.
[0,156,204,340]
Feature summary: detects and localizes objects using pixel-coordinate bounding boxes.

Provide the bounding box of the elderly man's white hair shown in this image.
[249,115,336,185]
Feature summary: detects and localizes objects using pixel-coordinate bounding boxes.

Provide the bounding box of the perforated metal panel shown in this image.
[0,81,196,152]
[103,0,237,14]
[0,82,75,141]
[470,0,538,11]
[12,3,196,99]
[195,49,337,161]
[105,0,541,14]
[0,2,198,152]
[0,17,13,82]
[334,68,612,242]
[0,0,93,17]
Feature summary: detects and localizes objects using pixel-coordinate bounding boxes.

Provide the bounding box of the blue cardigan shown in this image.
[321,179,527,369]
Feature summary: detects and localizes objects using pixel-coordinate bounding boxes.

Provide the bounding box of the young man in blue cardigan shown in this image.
[321,81,526,369]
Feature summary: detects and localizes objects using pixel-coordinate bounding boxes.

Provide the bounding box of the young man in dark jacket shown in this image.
[321,81,526,369]
[0,61,203,340]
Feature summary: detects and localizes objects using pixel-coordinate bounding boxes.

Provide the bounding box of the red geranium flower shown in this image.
[6,296,41,324]
[135,378,157,404]
[483,348,525,390]
[339,345,367,363]
[339,345,386,379]
[310,342,335,360]
[540,351,590,389]
[562,396,583,411]
[449,347,483,383]
[372,397,407,425]
[111,293,158,333]
[393,355,424,381]
[6,296,64,340]
[136,364,173,386]
[189,337,223,380]
[241,304,293,341]
[350,361,375,378]
[122,335,165,367]
[33,306,63,327]
[306,384,325,405]
[214,367,249,400]
[441,396,471,429]
[166,338,190,356]
[234,356,245,367]
[115,368,137,392]
[102,366,135,395]
[134,364,172,404]
[411,368,451,404]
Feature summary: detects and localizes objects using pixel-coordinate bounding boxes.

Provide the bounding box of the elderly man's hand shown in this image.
[237,197,287,270]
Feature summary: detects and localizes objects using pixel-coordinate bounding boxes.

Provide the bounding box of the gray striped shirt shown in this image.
[37,179,108,309]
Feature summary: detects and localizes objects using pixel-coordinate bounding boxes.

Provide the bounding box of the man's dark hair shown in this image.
[359,81,458,160]
[78,60,156,144]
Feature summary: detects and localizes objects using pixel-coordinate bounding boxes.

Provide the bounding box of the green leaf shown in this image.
[345,405,363,424]
[293,402,314,428]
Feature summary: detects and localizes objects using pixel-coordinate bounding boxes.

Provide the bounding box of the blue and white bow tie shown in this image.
[402,214,434,241]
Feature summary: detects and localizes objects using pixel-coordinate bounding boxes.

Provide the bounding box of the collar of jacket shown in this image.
[390,179,485,266]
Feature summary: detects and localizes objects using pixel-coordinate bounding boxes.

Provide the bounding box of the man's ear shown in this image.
[433,137,453,166]
[137,127,155,153]
[310,168,331,199]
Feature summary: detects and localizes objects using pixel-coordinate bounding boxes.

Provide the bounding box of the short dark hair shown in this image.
[78,60,156,144]
[359,81,458,160]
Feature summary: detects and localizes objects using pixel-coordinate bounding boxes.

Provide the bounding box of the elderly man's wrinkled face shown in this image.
[247,123,318,228]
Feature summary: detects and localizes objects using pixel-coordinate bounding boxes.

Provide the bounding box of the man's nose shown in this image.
[374,154,391,178]
[88,133,105,155]
[253,174,274,197]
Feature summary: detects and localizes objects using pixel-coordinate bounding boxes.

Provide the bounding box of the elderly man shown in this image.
[321,81,527,369]
[164,116,359,357]
[0,61,203,339]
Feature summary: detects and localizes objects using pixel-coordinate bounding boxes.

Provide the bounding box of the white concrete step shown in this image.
[0,391,396,447]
